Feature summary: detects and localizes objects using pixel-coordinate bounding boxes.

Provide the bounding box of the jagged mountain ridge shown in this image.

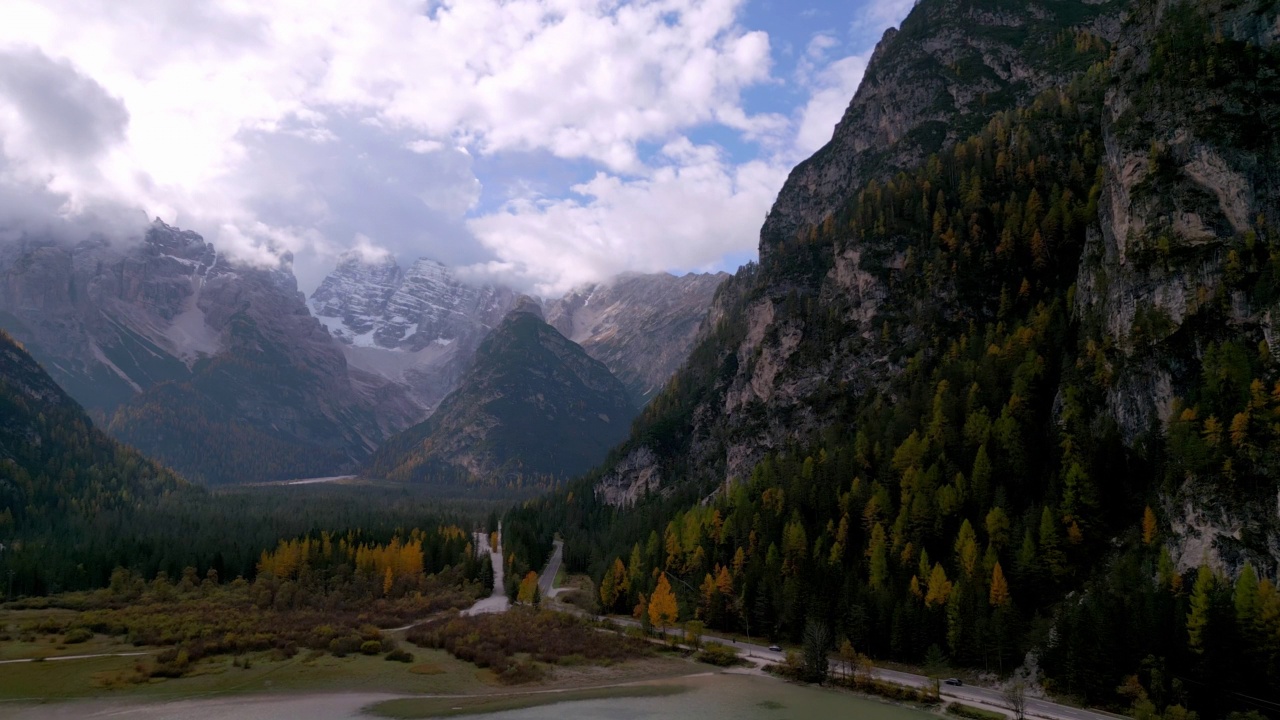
[309,254,726,414]
[762,0,1124,253]
[308,252,520,415]
[366,299,638,486]
[0,222,420,485]
[545,271,730,405]
[0,223,221,413]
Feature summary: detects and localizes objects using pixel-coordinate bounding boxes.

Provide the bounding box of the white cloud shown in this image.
[464,140,788,295]
[0,0,782,285]
[0,0,915,294]
[794,52,871,156]
[851,0,919,36]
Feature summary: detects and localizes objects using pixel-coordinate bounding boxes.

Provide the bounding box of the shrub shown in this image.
[64,627,94,644]
[405,608,650,684]
[329,635,362,657]
[360,640,382,656]
[385,649,415,663]
[696,643,742,667]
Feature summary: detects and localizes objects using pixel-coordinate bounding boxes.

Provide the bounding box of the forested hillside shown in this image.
[0,329,187,538]
[506,0,1280,716]
[368,300,637,489]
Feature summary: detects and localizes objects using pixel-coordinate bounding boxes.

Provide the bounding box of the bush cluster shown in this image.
[406,609,650,684]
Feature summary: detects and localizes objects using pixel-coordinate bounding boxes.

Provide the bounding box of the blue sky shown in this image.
[0,0,915,295]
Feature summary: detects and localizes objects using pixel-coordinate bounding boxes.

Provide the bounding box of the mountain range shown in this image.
[0,225,724,484]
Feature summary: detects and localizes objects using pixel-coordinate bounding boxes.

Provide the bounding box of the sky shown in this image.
[0,0,915,296]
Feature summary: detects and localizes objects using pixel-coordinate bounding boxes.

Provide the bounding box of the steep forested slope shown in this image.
[0,329,188,545]
[507,0,1280,716]
[367,300,637,489]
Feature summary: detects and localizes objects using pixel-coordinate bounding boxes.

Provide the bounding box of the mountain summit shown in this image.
[366,300,637,487]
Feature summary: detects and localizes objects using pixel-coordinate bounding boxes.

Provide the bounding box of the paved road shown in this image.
[465,525,508,616]
[538,539,563,598]
[602,615,1119,720]
[284,475,355,485]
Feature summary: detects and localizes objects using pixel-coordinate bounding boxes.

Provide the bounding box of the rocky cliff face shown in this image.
[309,253,519,416]
[311,256,725,415]
[762,0,1124,254]
[0,221,419,484]
[366,299,638,486]
[1072,0,1280,570]
[590,0,1279,575]
[545,272,729,404]
[0,223,216,412]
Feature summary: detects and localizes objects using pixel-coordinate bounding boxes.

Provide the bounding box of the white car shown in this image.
[767,644,782,652]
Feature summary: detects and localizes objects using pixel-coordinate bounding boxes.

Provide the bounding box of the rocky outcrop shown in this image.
[545,271,728,404]
[311,257,725,416]
[309,253,520,416]
[590,0,1280,591]
[761,0,1125,255]
[0,223,215,411]
[1071,0,1280,572]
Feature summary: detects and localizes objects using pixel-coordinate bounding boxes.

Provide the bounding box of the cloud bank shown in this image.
[0,0,910,294]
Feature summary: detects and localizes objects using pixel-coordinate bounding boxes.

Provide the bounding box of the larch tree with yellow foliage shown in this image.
[517,571,539,604]
[1141,506,1158,546]
[990,561,1011,607]
[925,563,953,607]
[649,572,679,637]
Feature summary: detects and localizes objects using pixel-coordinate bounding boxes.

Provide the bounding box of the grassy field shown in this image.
[0,634,696,706]
[0,647,492,702]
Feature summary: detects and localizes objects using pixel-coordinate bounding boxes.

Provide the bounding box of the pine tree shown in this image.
[1234,563,1259,630]
[517,571,539,604]
[600,564,618,610]
[955,519,979,577]
[1187,564,1214,655]
[868,523,889,590]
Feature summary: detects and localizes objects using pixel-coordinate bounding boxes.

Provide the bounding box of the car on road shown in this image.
[943,678,963,686]
[767,644,782,652]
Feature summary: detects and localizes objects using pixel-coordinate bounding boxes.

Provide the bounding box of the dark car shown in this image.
[943,678,963,686]
[767,644,782,652]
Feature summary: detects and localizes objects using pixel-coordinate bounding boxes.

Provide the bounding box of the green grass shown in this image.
[0,648,490,701]
[946,702,1009,720]
[369,683,687,718]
